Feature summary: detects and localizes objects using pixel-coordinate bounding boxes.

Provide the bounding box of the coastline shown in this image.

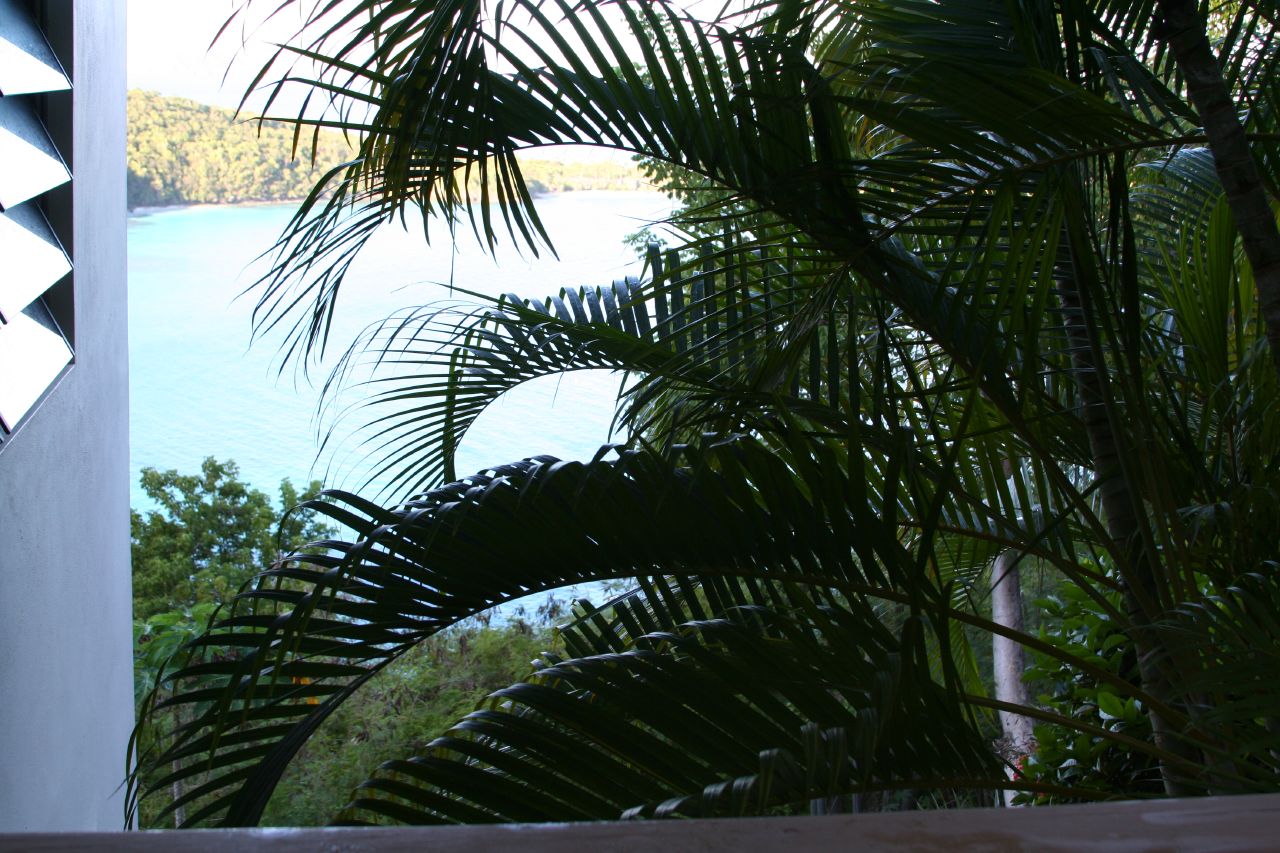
[128,198,304,217]
[127,187,665,219]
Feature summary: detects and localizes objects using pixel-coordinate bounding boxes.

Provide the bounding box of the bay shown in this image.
[127,191,671,513]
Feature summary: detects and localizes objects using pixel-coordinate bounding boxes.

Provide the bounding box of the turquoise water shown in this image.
[127,191,671,511]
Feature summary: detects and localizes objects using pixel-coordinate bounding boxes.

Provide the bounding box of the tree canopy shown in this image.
[131,458,329,620]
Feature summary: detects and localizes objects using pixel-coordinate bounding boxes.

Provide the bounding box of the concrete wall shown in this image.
[0,0,132,831]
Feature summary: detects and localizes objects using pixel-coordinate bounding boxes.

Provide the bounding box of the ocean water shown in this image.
[127,191,672,514]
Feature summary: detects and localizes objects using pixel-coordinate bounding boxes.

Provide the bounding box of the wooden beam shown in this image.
[4,793,1280,851]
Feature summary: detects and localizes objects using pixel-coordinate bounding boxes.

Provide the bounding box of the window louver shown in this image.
[0,0,72,437]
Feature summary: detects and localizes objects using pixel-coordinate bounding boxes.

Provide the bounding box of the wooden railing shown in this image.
[5,793,1279,851]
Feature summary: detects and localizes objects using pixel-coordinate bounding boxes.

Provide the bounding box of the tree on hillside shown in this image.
[132,458,331,619]
[130,0,1280,827]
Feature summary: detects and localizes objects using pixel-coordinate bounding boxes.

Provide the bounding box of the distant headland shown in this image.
[127,90,651,210]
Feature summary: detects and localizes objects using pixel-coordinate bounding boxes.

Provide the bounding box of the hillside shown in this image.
[127,90,648,208]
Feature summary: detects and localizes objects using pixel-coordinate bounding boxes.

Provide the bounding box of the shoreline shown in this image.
[128,198,305,217]
[127,187,666,219]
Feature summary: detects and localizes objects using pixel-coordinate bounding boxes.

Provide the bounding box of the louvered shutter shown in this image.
[0,0,73,437]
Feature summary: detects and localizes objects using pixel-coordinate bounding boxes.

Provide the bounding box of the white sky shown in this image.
[126,1,742,104]
[126,1,739,162]
[127,1,308,110]
[126,1,604,160]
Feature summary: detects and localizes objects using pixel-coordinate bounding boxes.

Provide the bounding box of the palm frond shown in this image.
[130,433,943,826]
[339,603,1002,825]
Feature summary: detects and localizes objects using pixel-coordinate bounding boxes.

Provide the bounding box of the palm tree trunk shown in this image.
[172,772,186,828]
[991,547,1034,806]
[1058,276,1197,796]
[171,699,186,827]
[1156,0,1280,375]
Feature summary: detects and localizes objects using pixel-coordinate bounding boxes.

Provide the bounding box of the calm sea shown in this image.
[128,191,671,517]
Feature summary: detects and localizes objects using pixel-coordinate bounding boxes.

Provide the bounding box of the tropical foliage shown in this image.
[131,459,331,826]
[132,458,329,620]
[130,459,566,828]
[129,0,1280,828]
[261,610,566,826]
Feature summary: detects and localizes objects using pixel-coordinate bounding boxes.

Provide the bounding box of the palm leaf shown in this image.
[130,433,944,826]
[339,603,1003,824]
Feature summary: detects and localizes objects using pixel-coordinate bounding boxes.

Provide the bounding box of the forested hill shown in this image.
[127,90,349,207]
[127,90,648,209]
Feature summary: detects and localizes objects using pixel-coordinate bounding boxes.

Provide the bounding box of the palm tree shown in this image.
[128,0,1280,826]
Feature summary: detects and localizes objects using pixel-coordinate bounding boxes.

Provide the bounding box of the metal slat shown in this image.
[0,0,73,440]
[0,96,71,210]
[0,0,71,96]
[0,299,72,430]
[0,200,70,322]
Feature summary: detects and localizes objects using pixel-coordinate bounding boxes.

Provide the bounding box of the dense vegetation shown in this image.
[127,90,648,208]
[130,0,1280,830]
[131,459,560,827]
[131,459,330,620]
[126,91,350,207]
[131,459,328,827]
[261,614,562,827]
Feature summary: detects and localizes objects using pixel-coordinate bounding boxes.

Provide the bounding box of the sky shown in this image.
[127,0,305,110]
[127,1,740,107]
[131,1,590,119]
[125,0,679,162]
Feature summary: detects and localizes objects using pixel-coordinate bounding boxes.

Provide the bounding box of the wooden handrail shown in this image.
[3,793,1279,851]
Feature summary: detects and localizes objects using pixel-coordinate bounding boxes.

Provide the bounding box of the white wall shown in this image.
[0,0,132,831]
